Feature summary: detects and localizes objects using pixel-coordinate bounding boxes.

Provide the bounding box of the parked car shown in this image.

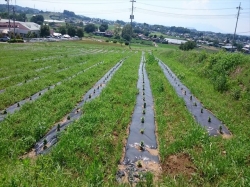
[0,36,10,42]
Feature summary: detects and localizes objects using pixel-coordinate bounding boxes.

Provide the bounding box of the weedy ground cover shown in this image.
[0,55,122,157]
[0,48,98,89]
[0,40,249,186]
[0,52,140,186]
[152,50,250,186]
[0,52,122,110]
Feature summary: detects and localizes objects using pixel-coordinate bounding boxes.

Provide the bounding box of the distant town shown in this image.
[0,4,249,53]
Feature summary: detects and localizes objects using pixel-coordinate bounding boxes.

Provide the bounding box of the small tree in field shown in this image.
[179,41,196,51]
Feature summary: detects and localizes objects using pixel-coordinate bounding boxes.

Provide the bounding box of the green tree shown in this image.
[79,21,84,27]
[30,15,44,25]
[32,32,37,38]
[121,24,132,41]
[58,26,67,35]
[114,24,121,38]
[26,31,32,38]
[179,41,196,51]
[67,25,76,37]
[40,25,50,37]
[76,28,84,38]
[99,23,108,32]
[15,13,26,22]
[84,24,96,33]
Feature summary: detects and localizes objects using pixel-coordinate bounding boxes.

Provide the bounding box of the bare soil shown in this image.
[230,66,243,78]
[162,153,196,179]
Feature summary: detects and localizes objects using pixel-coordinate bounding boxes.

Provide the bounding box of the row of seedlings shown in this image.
[0,48,102,80]
[117,53,160,185]
[0,61,104,122]
[0,61,88,94]
[158,58,231,137]
[34,59,126,155]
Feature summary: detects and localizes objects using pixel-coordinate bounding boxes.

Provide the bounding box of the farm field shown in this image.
[0,40,250,186]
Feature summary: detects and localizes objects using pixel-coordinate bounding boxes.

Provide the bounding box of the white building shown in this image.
[0,18,40,37]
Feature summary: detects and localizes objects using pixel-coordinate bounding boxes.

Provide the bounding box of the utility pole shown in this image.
[232,2,242,52]
[130,0,136,47]
[5,0,11,32]
[130,0,136,28]
[13,6,16,39]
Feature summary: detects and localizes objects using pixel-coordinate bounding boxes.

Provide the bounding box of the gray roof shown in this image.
[0,19,40,31]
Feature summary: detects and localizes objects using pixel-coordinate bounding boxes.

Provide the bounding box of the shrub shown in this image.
[8,39,24,43]
[214,74,228,92]
[125,41,129,46]
[179,41,196,51]
[231,88,241,100]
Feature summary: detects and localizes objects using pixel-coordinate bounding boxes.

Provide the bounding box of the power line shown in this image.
[135,8,246,17]
[137,2,238,10]
[27,0,127,4]
[237,31,250,33]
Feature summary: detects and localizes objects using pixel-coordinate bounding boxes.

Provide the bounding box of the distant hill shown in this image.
[0,4,40,14]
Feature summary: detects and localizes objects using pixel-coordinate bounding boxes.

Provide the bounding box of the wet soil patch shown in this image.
[158,59,231,137]
[162,153,196,179]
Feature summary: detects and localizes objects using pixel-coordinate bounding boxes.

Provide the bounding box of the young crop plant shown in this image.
[141,117,145,123]
[140,141,145,151]
[201,108,203,113]
[142,109,146,114]
[219,125,223,134]
[57,124,61,132]
[208,116,211,123]
[190,95,192,100]
[194,102,197,107]
[140,128,144,134]
[43,139,48,149]
[17,103,20,107]
[137,161,142,168]
[144,103,146,108]
[67,116,71,120]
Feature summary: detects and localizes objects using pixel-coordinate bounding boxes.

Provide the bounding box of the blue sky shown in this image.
[9,0,250,35]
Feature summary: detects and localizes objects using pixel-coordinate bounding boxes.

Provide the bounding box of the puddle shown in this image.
[158,59,231,136]
[33,59,126,155]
